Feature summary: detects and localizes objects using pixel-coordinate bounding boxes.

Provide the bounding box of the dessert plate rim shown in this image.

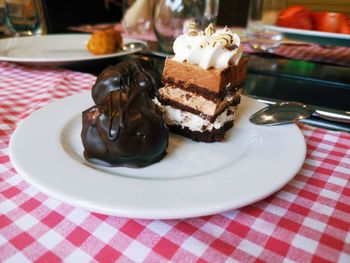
[0,34,146,66]
[9,91,306,219]
[263,25,350,46]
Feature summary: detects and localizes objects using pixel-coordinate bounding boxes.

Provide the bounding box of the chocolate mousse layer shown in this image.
[163,57,248,97]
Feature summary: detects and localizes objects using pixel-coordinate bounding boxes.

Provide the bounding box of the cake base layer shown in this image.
[169,121,234,142]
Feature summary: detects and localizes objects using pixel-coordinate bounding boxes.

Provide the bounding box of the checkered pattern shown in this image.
[244,44,350,67]
[1,61,350,263]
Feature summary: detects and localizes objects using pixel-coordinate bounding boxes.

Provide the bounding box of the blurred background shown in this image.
[0,0,349,35]
[43,0,350,33]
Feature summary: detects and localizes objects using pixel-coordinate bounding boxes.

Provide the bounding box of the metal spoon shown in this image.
[250,101,350,125]
[122,42,147,52]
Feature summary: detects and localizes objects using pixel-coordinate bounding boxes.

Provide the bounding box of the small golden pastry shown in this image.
[87,28,123,55]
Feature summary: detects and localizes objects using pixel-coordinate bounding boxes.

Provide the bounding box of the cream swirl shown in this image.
[172,26,241,70]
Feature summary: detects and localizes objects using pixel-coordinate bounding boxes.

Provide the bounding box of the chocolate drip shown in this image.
[81,59,168,168]
[92,59,162,105]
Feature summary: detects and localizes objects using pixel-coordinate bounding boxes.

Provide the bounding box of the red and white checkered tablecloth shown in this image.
[1,61,350,263]
[243,44,350,67]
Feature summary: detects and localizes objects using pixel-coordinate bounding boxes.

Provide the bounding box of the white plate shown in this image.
[264,25,350,46]
[9,92,306,219]
[0,34,146,66]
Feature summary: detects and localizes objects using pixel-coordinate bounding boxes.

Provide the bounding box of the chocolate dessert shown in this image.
[81,59,169,168]
[155,23,248,142]
[91,59,162,105]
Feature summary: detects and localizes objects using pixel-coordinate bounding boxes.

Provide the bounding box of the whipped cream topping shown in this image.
[172,24,242,70]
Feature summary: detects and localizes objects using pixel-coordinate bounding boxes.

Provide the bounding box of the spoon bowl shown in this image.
[122,42,147,52]
[250,101,350,125]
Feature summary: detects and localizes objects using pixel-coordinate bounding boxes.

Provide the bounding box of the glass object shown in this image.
[5,0,41,36]
[152,0,220,53]
[203,0,219,26]
[0,0,7,35]
[122,0,151,36]
[0,0,5,25]
[247,0,286,51]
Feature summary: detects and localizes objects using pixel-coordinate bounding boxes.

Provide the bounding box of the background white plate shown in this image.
[9,92,306,219]
[0,34,146,66]
[264,25,350,47]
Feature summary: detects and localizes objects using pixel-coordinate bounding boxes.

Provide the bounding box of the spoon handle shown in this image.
[314,109,350,124]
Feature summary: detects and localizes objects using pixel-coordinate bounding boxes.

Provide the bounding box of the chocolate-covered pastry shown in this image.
[92,59,162,105]
[81,59,168,168]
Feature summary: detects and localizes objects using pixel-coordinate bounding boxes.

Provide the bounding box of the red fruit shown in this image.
[276,5,313,30]
[312,12,343,33]
[339,14,350,34]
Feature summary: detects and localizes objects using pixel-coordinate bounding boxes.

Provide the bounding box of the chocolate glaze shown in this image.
[92,59,162,105]
[81,59,168,168]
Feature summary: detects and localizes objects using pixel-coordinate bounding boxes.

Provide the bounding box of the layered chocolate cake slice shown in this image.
[155,23,248,142]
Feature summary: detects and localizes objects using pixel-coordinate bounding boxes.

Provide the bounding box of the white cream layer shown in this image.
[154,98,237,132]
[172,28,242,70]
